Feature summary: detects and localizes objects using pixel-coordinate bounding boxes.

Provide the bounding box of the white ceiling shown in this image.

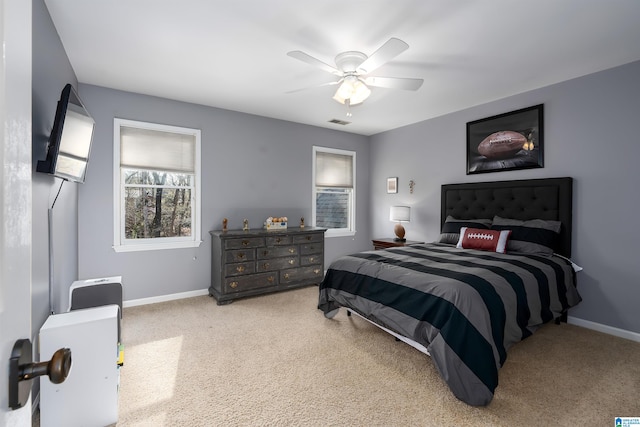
[44,0,640,136]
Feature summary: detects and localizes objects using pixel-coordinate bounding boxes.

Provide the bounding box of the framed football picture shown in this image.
[466,104,544,174]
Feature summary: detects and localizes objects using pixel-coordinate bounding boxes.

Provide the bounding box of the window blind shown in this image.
[315,151,353,188]
[120,126,195,173]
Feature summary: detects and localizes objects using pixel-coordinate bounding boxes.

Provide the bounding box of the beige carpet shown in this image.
[116,286,640,426]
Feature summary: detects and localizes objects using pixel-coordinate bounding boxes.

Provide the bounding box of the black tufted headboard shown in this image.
[441,177,573,257]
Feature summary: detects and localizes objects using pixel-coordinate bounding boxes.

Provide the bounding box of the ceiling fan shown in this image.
[287,37,424,107]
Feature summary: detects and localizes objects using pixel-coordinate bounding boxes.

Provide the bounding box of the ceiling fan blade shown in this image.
[364,76,424,91]
[287,51,342,76]
[356,38,409,74]
[286,80,341,94]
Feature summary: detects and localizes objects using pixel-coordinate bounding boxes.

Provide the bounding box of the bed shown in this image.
[318,177,582,406]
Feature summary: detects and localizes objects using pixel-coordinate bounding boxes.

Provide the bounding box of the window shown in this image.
[113,119,201,252]
[312,146,356,237]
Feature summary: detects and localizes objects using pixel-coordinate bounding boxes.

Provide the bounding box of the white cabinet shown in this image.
[39,305,119,427]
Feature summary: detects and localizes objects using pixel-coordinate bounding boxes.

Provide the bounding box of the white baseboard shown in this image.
[123,288,209,308]
[568,316,640,343]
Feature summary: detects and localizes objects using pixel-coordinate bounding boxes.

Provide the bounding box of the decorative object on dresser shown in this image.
[389,205,410,241]
[264,216,288,230]
[209,227,325,305]
[372,238,423,250]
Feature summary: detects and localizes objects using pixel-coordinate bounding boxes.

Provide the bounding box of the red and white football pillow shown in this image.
[456,227,512,254]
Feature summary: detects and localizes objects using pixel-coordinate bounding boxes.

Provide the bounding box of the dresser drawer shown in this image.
[224,237,264,250]
[224,262,255,277]
[293,233,323,244]
[257,245,298,259]
[300,242,322,255]
[300,254,322,266]
[280,266,324,284]
[225,272,277,293]
[225,249,254,263]
[265,235,292,246]
[256,257,298,272]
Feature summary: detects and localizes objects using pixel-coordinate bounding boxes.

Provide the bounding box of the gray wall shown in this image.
[31,0,80,405]
[76,85,371,302]
[370,60,640,334]
[32,0,79,328]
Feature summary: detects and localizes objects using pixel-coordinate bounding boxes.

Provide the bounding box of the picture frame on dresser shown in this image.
[466,104,544,175]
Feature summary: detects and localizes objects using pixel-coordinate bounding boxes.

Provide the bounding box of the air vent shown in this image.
[328,118,351,125]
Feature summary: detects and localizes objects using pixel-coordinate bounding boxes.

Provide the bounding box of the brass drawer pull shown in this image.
[288,259,295,265]
[267,276,275,283]
[288,248,295,253]
[236,252,245,260]
[230,281,238,289]
[306,236,312,241]
[263,250,269,256]
[313,269,321,275]
[236,265,245,273]
[262,262,270,270]
[309,257,315,262]
[284,273,290,280]
[276,237,282,243]
[242,240,249,246]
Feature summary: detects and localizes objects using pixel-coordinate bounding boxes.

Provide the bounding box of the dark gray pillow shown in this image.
[491,215,561,255]
[438,216,492,245]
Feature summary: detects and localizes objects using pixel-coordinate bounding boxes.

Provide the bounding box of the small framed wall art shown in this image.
[387,177,398,193]
[466,104,544,174]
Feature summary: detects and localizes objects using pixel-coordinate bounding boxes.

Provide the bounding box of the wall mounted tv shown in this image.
[37,84,95,183]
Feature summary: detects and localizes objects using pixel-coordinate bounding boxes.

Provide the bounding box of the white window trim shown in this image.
[312,146,356,238]
[113,118,202,252]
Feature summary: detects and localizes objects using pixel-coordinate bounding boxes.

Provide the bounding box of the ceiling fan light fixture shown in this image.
[332,76,371,105]
[350,79,371,105]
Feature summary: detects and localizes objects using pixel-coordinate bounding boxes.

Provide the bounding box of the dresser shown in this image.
[209,227,326,304]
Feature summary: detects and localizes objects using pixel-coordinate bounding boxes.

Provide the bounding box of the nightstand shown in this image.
[372,238,424,250]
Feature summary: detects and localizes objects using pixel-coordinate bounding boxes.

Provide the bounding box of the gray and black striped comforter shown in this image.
[318,243,581,406]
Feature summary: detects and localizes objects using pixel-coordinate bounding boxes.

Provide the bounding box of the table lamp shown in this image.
[390,206,410,242]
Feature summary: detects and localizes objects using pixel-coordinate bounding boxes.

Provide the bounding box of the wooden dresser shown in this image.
[209,227,325,305]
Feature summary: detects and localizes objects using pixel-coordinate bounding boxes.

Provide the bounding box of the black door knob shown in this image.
[8,339,72,409]
[21,347,72,384]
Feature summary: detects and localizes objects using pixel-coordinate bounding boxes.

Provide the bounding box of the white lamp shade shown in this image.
[332,76,371,105]
[390,206,410,222]
[348,80,371,105]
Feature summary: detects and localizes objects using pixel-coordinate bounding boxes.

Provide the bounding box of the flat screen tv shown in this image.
[37,84,95,183]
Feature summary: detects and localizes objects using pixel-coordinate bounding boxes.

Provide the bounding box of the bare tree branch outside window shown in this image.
[123,170,193,239]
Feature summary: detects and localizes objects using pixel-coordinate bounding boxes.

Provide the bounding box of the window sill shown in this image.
[323,230,356,238]
[113,240,202,253]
